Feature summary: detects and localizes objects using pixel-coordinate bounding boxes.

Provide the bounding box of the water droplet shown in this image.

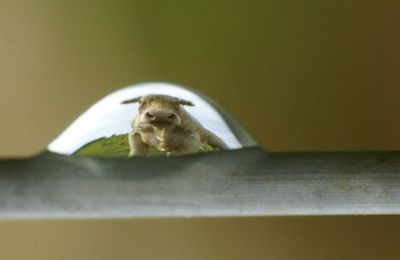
[48,83,257,157]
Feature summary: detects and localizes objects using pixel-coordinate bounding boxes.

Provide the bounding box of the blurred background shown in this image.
[1,1,400,259]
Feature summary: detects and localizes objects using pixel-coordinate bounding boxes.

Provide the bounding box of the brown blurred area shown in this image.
[1,1,400,259]
[1,217,400,260]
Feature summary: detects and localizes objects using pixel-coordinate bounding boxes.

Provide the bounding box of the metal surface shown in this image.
[0,147,400,219]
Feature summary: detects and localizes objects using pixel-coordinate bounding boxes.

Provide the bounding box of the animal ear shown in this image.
[121,97,142,105]
[175,98,194,106]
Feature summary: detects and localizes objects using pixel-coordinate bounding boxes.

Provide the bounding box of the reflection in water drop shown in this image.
[48,83,256,157]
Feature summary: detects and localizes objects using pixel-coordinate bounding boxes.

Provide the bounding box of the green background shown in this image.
[1,1,400,259]
[2,1,400,155]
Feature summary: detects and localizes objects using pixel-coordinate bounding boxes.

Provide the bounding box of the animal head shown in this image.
[121,95,194,126]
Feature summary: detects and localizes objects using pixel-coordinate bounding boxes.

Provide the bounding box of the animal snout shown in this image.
[144,111,177,124]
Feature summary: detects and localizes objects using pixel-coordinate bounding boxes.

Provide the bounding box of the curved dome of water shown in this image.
[48,82,257,156]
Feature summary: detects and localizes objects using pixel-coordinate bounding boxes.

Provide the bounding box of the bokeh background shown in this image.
[1,1,400,259]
